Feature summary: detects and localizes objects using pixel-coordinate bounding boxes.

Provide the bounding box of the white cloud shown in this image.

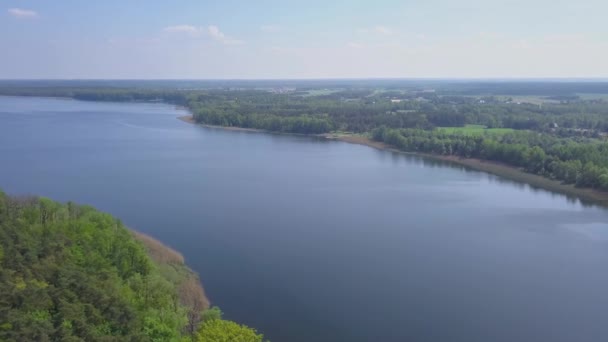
[260,25,281,33]
[8,8,38,19]
[207,25,225,40]
[163,25,202,35]
[347,42,364,49]
[207,25,243,45]
[163,24,243,45]
[358,26,393,35]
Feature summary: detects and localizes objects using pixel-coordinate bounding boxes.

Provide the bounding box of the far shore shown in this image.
[178,115,266,133]
[179,115,608,206]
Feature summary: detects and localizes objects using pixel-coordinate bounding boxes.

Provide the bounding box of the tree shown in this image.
[196,319,264,342]
[524,146,547,174]
[201,307,223,323]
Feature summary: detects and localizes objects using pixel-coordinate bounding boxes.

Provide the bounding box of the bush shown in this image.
[196,319,264,342]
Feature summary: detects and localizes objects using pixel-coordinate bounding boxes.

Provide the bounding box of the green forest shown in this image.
[0,190,264,342]
[3,81,608,191]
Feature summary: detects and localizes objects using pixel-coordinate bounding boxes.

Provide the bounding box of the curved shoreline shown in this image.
[180,115,608,207]
[132,230,210,310]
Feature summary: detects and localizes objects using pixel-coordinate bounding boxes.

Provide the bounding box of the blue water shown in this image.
[2,96,608,342]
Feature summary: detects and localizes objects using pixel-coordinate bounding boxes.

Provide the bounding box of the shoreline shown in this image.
[324,134,608,206]
[178,115,267,133]
[180,115,608,206]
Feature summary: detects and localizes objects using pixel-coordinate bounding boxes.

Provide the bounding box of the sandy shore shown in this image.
[179,115,608,206]
[178,115,267,133]
[321,133,390,150]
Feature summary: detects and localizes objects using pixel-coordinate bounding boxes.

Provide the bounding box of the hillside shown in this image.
[0,190,264,341]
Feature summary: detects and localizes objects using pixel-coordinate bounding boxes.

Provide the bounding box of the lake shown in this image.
[2,96,608,342]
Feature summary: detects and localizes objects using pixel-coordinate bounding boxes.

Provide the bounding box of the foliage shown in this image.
[201,306,224,323]
[196,319,264,342]
[194,307,264,342]
[0,193,213,341]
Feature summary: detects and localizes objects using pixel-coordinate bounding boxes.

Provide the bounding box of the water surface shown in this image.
[2,96,608,342]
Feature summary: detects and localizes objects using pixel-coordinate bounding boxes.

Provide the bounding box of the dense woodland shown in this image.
[3,81,608,191]
[0,191,264,342]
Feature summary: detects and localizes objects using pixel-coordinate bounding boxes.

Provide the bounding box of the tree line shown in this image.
[4,86,608,135]
[372,127,608,190]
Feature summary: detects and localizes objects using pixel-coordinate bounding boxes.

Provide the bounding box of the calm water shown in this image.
[2,96,608,342]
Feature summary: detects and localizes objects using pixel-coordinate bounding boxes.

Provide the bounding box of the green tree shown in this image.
[201,307,224,323]
[196,319,264,342]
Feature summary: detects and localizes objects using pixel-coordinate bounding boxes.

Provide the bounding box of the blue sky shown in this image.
[2,0,607,78]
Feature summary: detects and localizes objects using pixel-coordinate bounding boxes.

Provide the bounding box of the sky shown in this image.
[1,0,607,79]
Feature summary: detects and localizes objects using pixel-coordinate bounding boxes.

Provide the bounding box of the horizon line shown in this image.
[2,77,608,82]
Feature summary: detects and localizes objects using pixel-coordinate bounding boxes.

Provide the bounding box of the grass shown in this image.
[436,124,514,136]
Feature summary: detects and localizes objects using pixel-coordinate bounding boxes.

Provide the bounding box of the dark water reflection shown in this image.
[2,96,608,342]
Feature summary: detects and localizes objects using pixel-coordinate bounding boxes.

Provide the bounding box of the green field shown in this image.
[437,124,515,136]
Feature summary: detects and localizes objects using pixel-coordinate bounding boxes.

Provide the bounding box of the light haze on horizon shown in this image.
[2,0,607,79]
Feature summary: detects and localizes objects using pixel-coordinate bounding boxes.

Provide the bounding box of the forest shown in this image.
[2,80,608,191]
[0,190,265,342]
